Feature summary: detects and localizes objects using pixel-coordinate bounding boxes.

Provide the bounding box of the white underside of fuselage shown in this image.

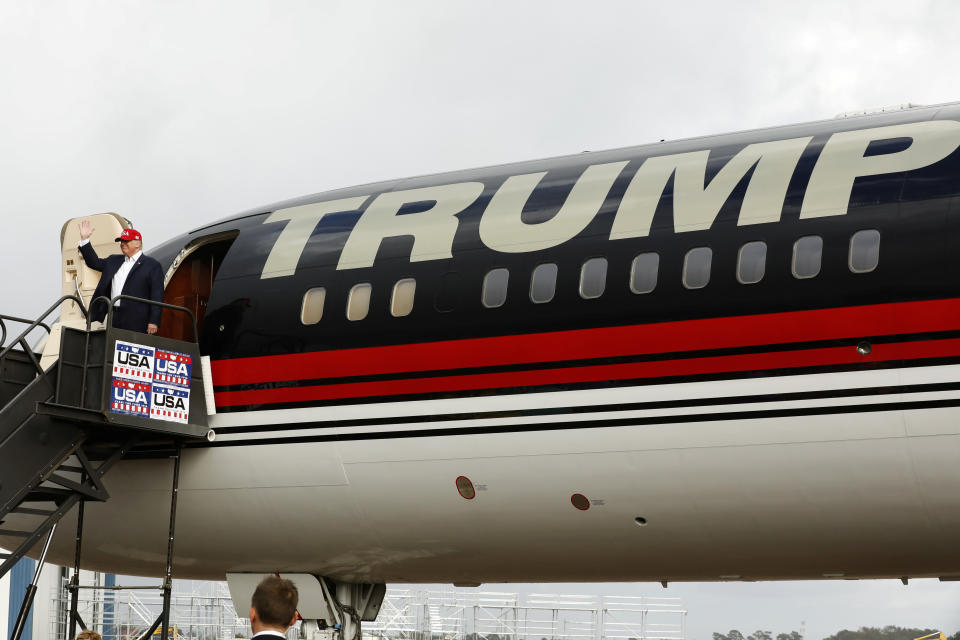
[10,363,960,584]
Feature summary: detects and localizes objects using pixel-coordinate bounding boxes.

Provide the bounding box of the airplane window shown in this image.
[391,278,416,317]
[482,268,509,308]
[300,287,326,325]
[530,263,558,304]
[579,257,607,299]
[630,253,659,294]
[737,241,767,285]
[792,235,823,279]
[682,247,712,290]
[347,283,371,321]
[849,229,880,273]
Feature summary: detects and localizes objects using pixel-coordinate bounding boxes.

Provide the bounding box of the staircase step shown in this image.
[57,465,84,473]
[11,507,56,516]
[23,487,73,502]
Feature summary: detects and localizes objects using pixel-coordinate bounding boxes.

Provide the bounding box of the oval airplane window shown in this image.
[737,241,767,285]
[579,258,607,300]
[630,253,659,294]
[482,268,509,308]
[849,229,880,273]
[682,247,712,290]
[347,283,372,321]
[300,287,326,325]
[391,278,416,317]
[530,263,558,304]
[792,235,823,279]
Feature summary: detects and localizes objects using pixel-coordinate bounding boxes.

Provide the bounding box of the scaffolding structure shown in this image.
[366,589,686,640]
[48,578,251,640]
[47,580,686,640]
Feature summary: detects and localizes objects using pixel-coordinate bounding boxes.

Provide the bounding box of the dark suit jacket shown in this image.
[79,242,164,330]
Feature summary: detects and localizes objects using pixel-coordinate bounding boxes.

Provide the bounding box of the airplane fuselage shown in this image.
[9,103,960,583]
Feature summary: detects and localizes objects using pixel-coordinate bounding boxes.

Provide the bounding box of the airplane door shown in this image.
[159,232,238,343]
[39,213,131,369]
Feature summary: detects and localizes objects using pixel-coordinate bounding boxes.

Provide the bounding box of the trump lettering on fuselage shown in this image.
[259,119,960,278]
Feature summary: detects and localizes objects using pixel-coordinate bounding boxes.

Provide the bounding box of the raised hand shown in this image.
[78,219,95,240]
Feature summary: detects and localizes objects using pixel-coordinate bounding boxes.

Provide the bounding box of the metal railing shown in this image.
[87,295,199,343]
[0,313,52,350]
[0,295,87,375]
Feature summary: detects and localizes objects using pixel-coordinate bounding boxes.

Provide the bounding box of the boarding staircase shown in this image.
[0,294,211,640]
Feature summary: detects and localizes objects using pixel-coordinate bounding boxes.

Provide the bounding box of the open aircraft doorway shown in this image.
[160,231,238,343]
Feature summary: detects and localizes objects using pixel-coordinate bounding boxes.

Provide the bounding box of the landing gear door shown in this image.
[39,213,131,370]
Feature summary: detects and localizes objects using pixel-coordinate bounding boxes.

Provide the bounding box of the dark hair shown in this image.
[251,576,299,628]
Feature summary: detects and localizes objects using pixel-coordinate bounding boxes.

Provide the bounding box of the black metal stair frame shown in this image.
[0,312,51,408]
[0,441,132,581]
[0,296,94,564]
[0,294,208,640]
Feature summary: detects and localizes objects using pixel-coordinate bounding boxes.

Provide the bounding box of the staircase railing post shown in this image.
[160,444,182,640]
[9,523,57,640]
[69,489,86,639]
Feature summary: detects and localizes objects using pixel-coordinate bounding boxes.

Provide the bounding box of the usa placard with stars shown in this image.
[154,348,193,386]
[150,383,191,424]
[112,341,155,382]
[110,379,151,417]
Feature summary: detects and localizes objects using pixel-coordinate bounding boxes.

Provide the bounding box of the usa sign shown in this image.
[110,340,192,424]
[110,379,151,417]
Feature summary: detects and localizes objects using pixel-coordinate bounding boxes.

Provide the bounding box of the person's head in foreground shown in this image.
[75,630,102,640]
[250,575,299,635]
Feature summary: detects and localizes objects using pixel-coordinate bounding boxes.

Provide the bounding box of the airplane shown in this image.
[4,100,960,635]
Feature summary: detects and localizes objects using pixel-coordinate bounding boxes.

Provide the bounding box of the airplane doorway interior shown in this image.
[160,232,237,343]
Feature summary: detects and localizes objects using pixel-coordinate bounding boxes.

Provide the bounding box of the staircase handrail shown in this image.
[0,295,88,375]
[0,314,53,350]
[87,295,199,343]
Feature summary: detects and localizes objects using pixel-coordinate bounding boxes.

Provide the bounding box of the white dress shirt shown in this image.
[111,249,142,306]
[78,238,141,306]
[252,631,288,639]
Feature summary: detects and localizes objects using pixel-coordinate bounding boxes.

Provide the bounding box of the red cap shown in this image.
[115,229,142,242]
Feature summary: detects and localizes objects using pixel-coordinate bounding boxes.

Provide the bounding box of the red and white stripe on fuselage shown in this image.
[210,297,960,410]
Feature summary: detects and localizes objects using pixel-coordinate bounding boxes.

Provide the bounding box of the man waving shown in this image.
[78,219,164,334]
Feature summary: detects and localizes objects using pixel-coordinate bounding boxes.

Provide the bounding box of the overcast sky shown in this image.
[2,1,960,638]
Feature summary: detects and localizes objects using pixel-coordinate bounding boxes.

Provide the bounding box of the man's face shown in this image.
[119,239,140,258]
